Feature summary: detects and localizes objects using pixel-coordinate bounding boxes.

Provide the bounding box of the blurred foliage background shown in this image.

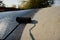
[0,0,54,9]
[18,0,54,9]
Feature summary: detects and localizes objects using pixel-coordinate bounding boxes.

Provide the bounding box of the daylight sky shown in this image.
[3,0,29,8]
[3,0,20,7]
[54,0,60,6]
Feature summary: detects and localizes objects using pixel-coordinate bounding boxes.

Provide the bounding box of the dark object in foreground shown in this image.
[16,17,31,23]
[3,17,32,40]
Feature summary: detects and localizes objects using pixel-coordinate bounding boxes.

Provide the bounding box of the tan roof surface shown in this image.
[21,6,60,40]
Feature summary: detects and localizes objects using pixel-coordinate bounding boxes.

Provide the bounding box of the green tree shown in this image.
[19,0,53,9]
[25,0,49,9]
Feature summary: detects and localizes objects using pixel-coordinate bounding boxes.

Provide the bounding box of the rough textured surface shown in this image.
[21,6,60,40]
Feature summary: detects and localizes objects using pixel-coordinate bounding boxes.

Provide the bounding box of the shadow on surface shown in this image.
[2,9,39,40]
[29,20,38,40]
